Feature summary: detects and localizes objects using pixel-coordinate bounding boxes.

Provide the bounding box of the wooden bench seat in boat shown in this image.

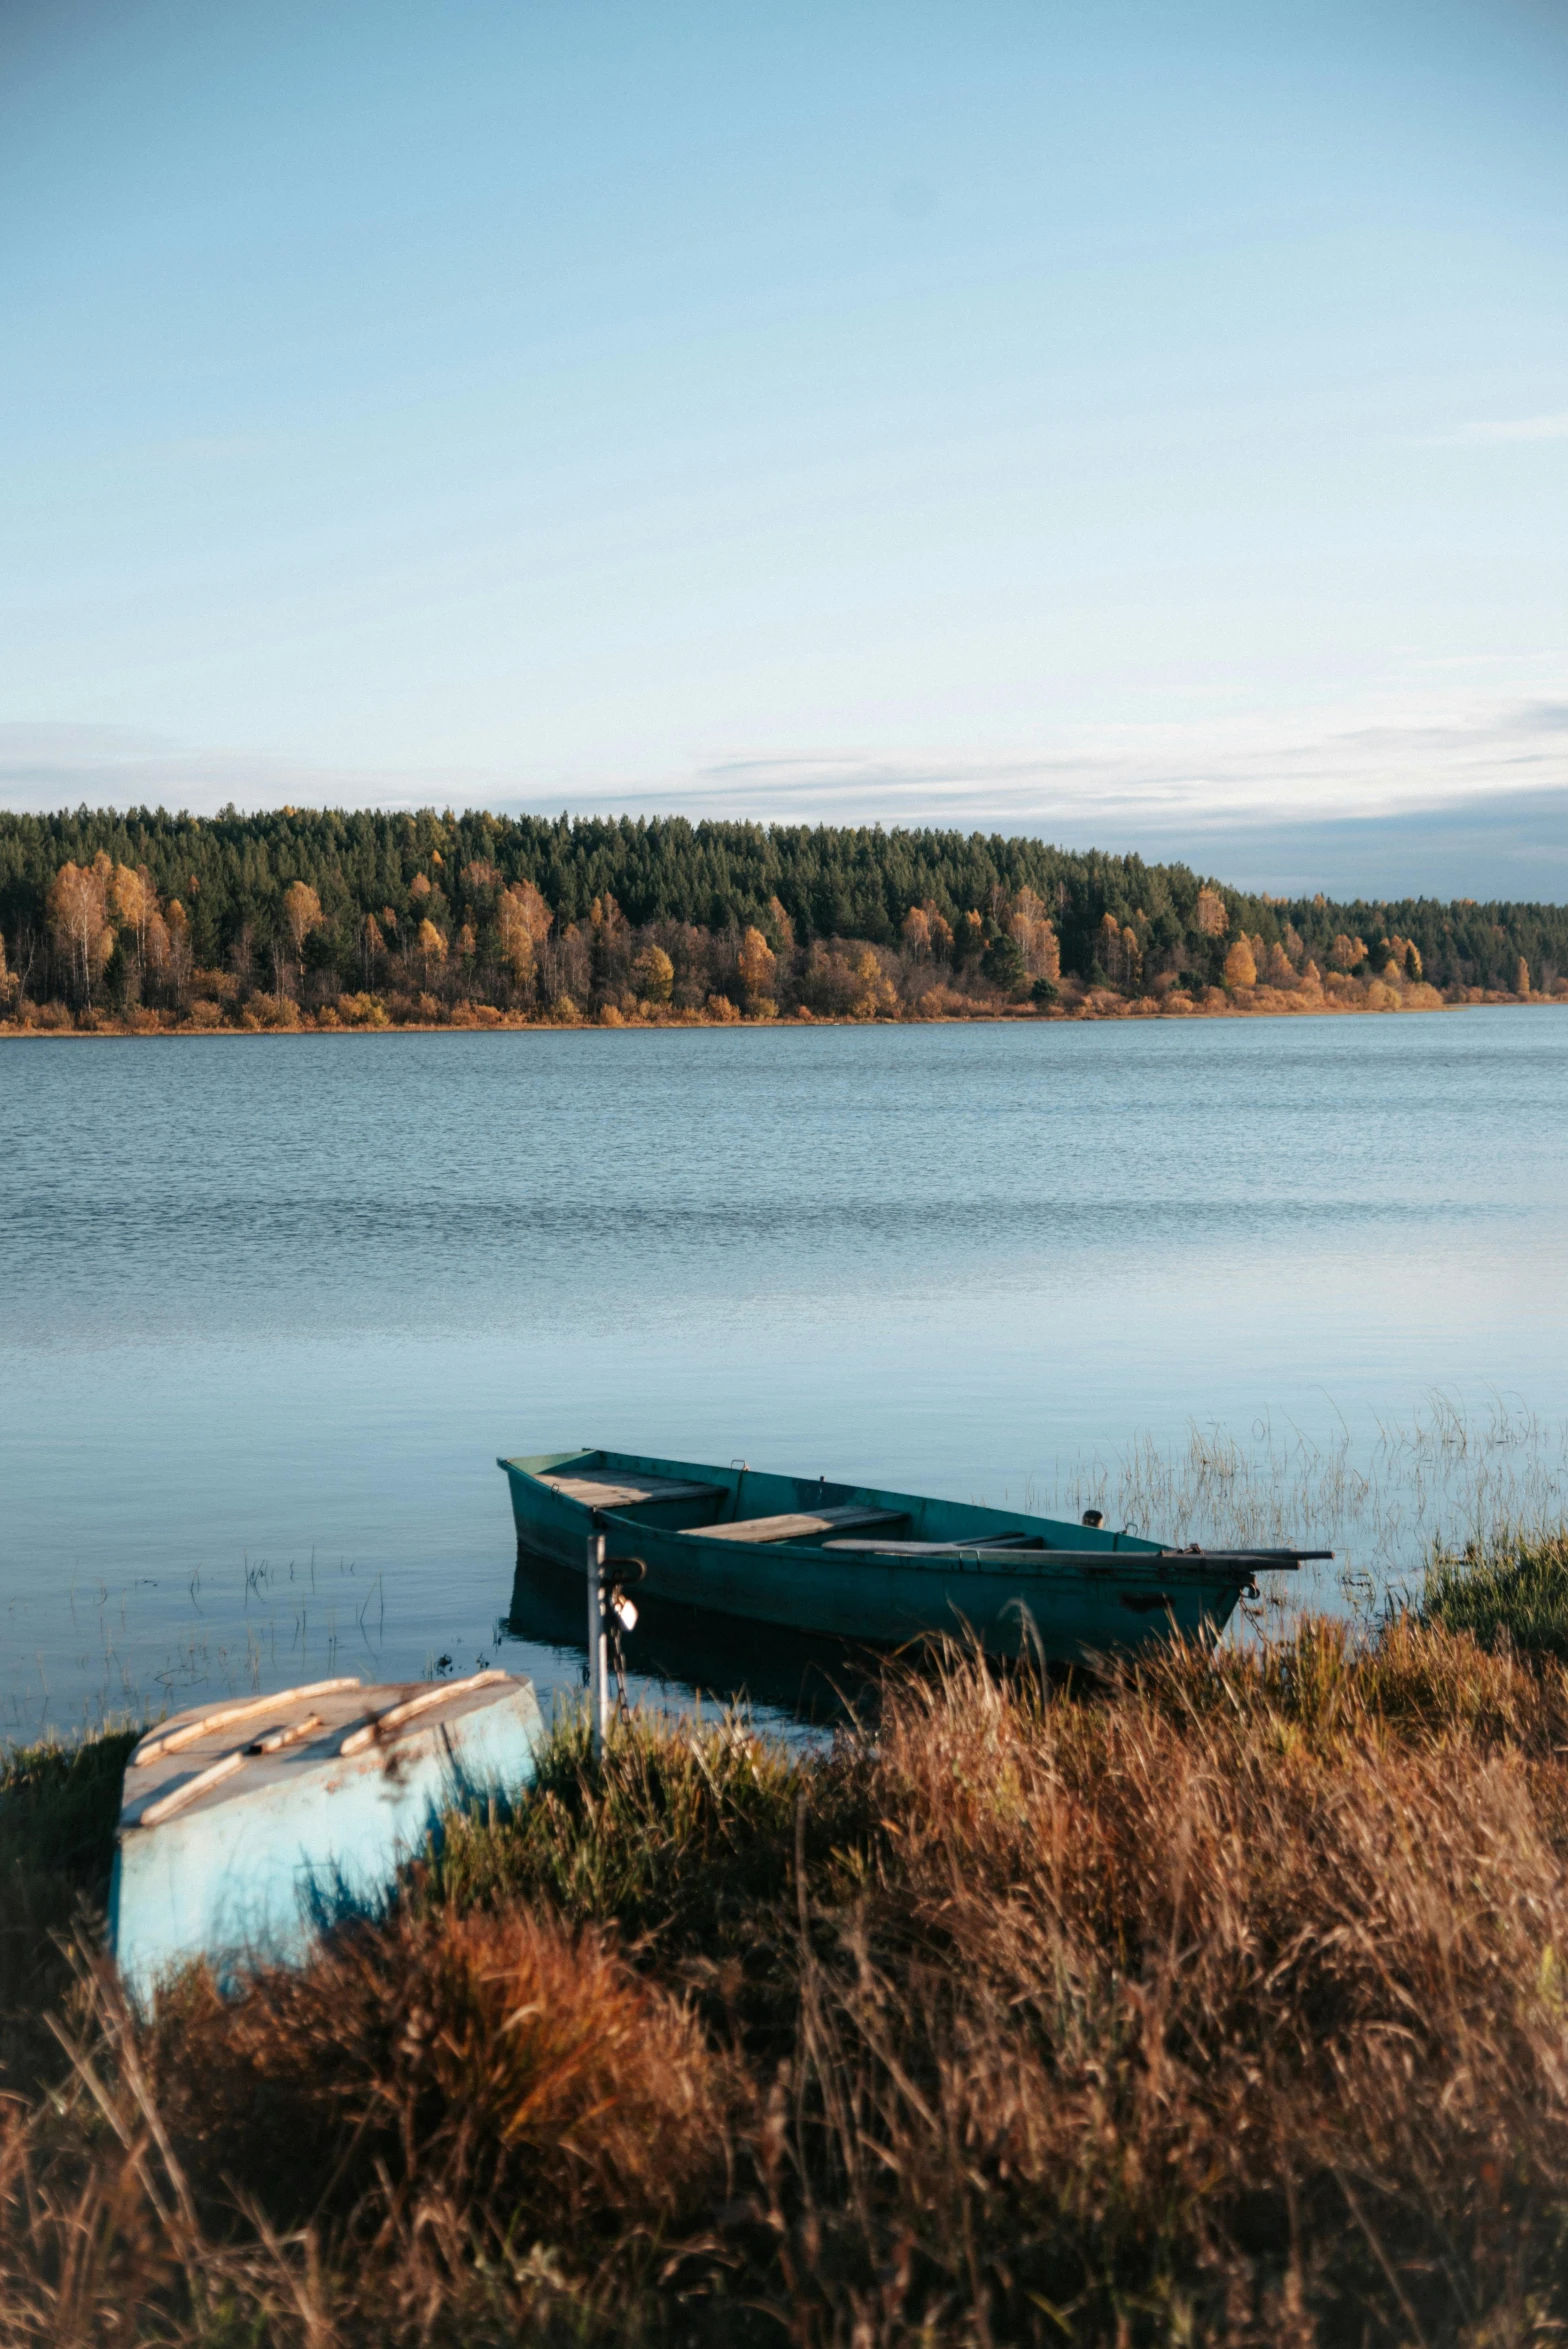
[822,1533,1041,1555]
[684,1505,907,1545]
[536,1470,727,1511]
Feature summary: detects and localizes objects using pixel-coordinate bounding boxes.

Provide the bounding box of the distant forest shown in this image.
[1,805,1564,1031]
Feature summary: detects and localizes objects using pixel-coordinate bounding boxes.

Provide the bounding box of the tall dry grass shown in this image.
[8,1604,1568,2344]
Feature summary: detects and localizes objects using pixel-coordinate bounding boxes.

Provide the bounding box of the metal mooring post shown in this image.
[587,1513,609,1760]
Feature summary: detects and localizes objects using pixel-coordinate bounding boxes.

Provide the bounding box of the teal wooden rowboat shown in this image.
[497,1449,1325,1661]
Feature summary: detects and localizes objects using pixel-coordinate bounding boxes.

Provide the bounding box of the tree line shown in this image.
[0,805,1563,1029]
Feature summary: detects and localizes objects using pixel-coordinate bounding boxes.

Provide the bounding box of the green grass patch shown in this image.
[1419,1524,1568,1658]
[0,1727,138,2094]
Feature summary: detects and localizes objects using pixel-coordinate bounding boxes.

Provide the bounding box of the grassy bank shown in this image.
[6,1537,1568,2346]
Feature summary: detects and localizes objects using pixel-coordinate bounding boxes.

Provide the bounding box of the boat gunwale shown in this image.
[118,1674,538,1835]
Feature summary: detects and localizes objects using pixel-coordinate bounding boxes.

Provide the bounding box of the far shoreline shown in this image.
[3,990,1563,1041]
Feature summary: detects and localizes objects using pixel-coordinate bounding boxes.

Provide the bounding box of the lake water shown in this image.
[4,1010,1567,1743]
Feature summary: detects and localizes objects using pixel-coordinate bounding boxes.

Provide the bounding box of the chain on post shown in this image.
[602,1553,646,1729]
[607,1603,632,1722]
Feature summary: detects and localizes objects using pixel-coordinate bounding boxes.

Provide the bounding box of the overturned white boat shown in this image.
[109,1670,544,2004]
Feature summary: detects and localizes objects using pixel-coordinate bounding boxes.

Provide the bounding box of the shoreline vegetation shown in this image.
[7,1534,1568,2344]
[3,806,1566,1037]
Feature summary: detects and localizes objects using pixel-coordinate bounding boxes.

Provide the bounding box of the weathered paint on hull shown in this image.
[110,1678,544,2005]
[499,1451,1245,1661]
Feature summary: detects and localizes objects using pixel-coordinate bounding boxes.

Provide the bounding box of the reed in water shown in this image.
[6,1528,1568,2346]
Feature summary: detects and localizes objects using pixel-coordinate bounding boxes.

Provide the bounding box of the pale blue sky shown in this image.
[3,0,1567,891]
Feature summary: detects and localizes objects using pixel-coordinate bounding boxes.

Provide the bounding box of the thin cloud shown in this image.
[1422,413,1568,446]
[1,696,1566,897]
[652,698,1568,831]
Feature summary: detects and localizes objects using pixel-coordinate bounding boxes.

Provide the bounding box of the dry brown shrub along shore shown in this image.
[2,974,1565,1037]
[8,1538,1568,2347]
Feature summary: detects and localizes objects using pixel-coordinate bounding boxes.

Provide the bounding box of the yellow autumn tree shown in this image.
[851,947,897,1019]
[1008,888,1060,982]
[162,899,191,991]
[498,881,551,986]
[1378,934,1422,982]
[497,903,534,985]
[144,908,172,984]
[902,905,932,956]
[631,945,674,1004]
[1097,911,1140,989]
[519,880,553,941]
[282,882,323,962]
[1195,887,1228,938]
[765,894,795,952]
[737,926,777,1012]
[1517,957,1531,998]
[109,864,158,977]
[416,917,447,968]
[1223,938,1258,990]
[1327,934,1366,973]
[47,859,114,1003]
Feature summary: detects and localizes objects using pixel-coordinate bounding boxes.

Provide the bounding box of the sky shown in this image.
[2,0,1567,897]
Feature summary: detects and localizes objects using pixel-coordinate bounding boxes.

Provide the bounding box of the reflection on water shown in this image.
[504,1548,878,1732]
[4,1013,1566,1744]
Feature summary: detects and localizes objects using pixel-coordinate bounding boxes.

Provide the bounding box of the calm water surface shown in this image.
[3,1013,1566,1740]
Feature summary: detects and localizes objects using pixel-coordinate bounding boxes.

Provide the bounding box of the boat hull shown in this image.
[110,1676,544,2004]
[499,1450,1247,1662]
